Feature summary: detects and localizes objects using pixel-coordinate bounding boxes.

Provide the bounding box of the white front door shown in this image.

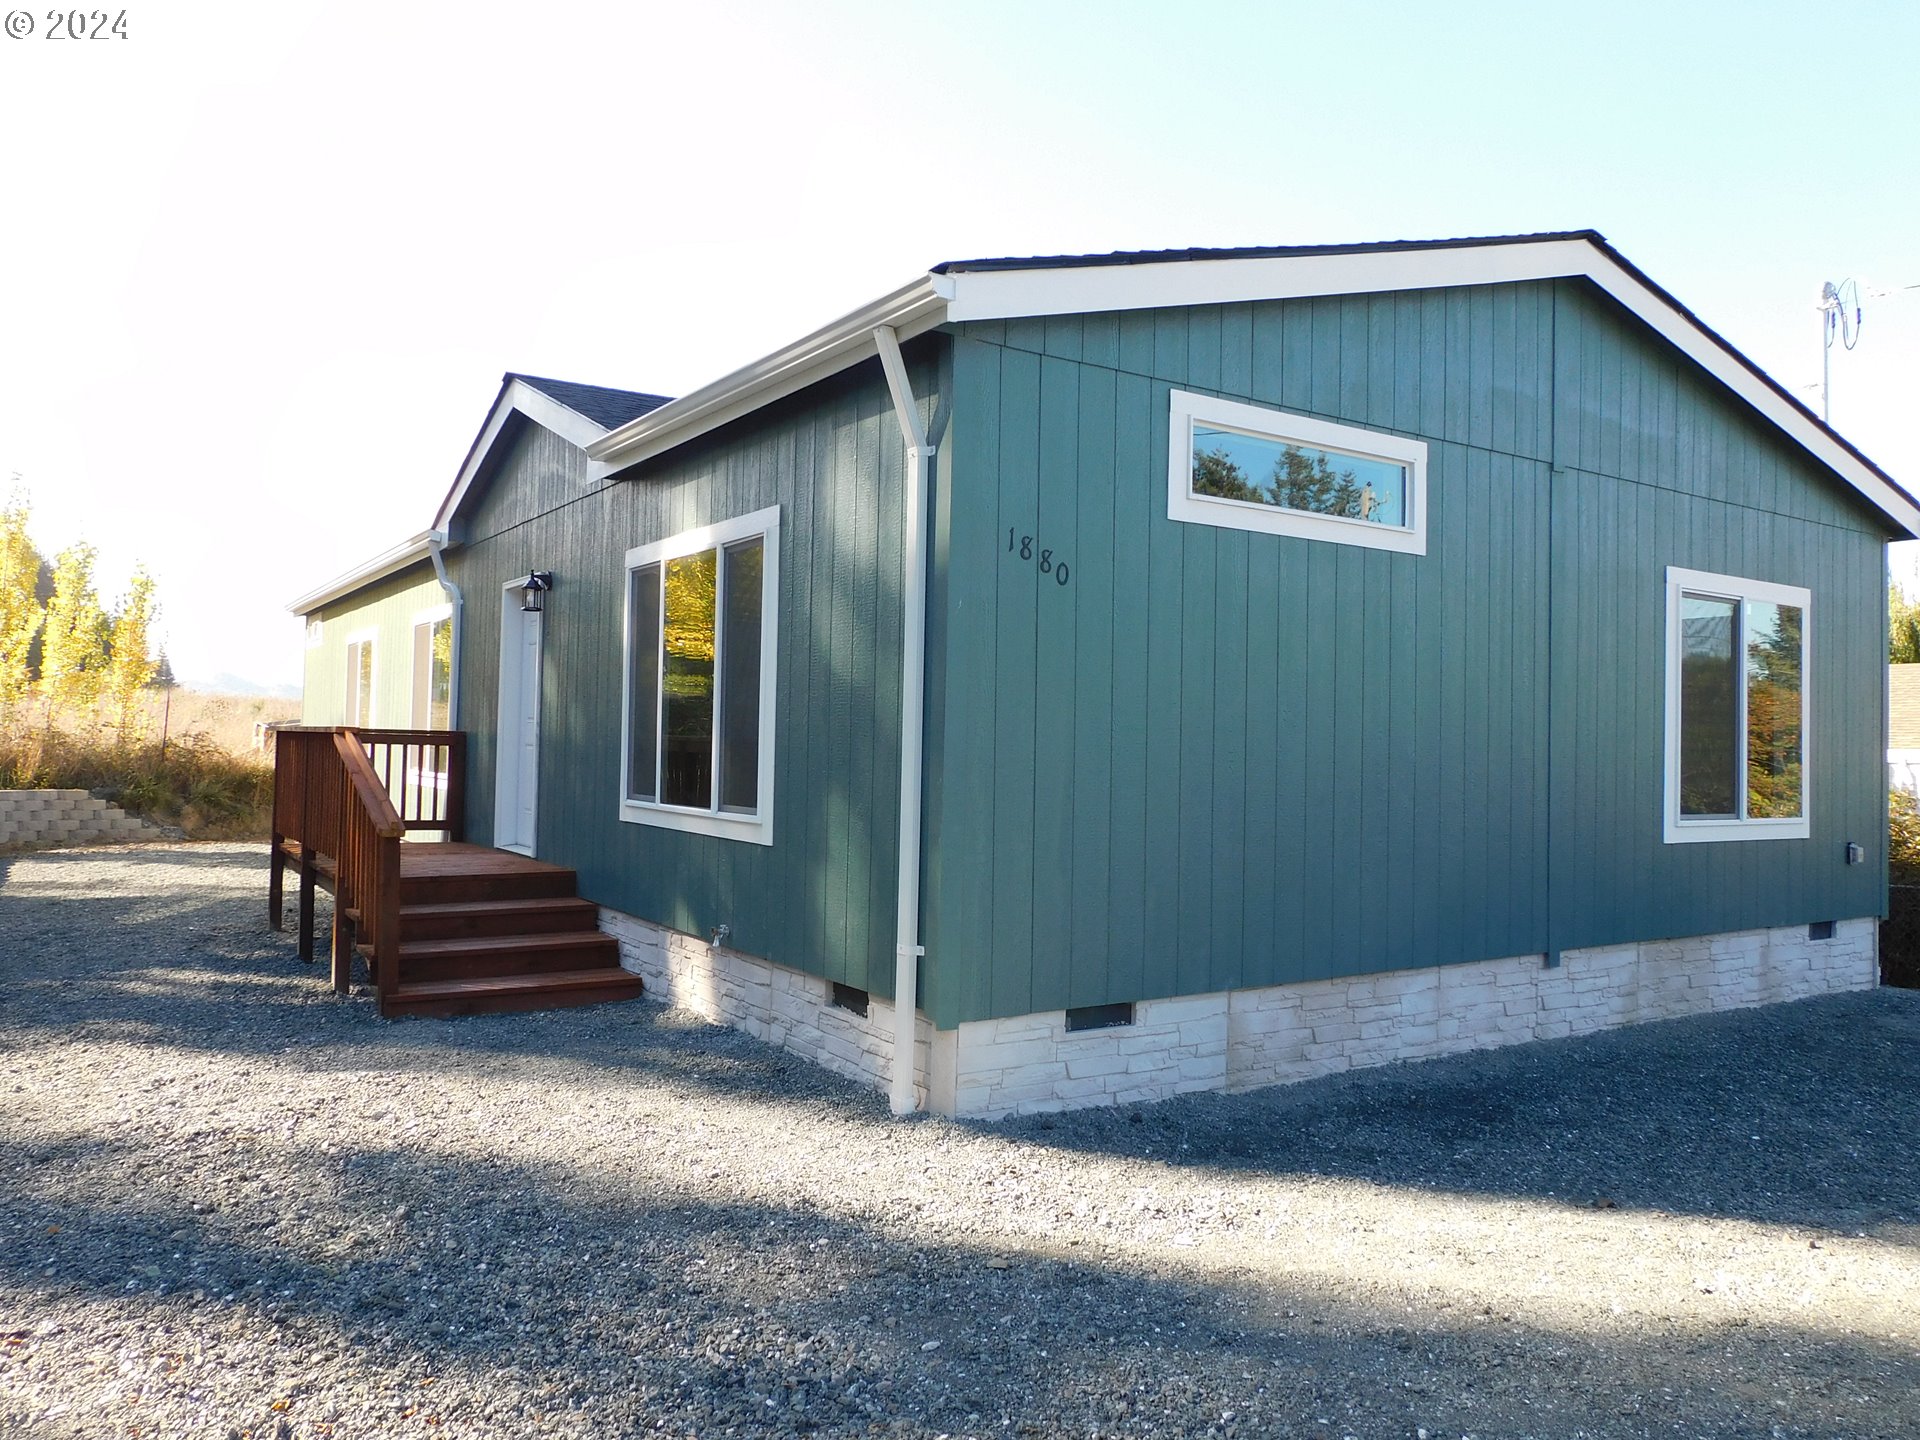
[494,592,542,854]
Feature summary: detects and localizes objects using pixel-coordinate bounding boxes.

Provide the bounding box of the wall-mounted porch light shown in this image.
[519,571,554,612]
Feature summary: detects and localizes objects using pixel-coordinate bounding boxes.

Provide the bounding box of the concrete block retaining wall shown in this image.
[597,906,1878,1120]
[0,789,158,848]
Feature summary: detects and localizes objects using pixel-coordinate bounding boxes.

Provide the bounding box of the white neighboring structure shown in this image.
[1890,665,1920,796]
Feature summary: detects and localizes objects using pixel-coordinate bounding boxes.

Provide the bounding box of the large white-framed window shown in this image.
[620,505,780,845]
[343,630,376,727]
[1166,389,1428,555]
[1663,566,1810,844]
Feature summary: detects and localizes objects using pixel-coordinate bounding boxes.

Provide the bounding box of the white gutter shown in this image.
[426,530,464,729]
[873,325,932,1117]
[588,277,951,472]
[284,530,436,615]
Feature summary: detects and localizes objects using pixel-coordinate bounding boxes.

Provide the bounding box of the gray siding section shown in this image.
[921,280,1889,1030]
[452,348,945,998]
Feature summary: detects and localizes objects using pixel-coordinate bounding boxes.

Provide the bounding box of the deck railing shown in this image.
[269,726,466,990]
[332,731,404,994]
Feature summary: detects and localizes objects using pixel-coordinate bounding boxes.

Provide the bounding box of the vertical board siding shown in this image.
[453,347,942,1000]
[301,562,448,727]
[925,278,1888,1030]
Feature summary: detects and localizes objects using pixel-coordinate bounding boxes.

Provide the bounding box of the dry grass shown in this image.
[0,689,296,839]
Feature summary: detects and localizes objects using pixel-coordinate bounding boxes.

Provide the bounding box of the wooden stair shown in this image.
[375,846,642,1018]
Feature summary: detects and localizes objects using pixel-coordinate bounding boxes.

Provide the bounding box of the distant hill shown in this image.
[183,672,303,701]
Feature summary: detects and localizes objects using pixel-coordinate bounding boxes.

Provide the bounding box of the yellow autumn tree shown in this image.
[103,566,159,739]
[41,542,108,714]
[0,488,43,708]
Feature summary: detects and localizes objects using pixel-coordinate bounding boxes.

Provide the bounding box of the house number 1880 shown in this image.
[1007,529,1070,586]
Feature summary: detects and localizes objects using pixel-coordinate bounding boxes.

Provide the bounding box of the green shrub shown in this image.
[0,706,274,839]
[1891,787,1920,886]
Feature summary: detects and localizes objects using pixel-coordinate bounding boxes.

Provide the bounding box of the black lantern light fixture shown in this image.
[520,571,554,613]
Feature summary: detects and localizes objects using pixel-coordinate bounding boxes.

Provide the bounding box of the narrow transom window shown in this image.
[621,506,780,845]
[1166,390,1428,555]
[344,634,375,727]
[1664,567,1810,844]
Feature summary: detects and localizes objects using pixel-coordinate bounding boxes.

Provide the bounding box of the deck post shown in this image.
[297,847,317,963]
[331,905,354,994]
[268,832,285,930]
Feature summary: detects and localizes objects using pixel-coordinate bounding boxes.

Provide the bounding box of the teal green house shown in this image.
[291,232,1911,1118]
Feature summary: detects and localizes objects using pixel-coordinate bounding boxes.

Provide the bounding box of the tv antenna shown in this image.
[1817,278,1862,423]
[1817,277,1920,423]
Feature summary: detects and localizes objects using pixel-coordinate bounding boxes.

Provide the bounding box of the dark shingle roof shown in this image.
[509,373,673,430]
[931,230,1606,274]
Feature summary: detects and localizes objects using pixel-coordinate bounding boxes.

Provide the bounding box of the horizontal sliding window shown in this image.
[1167,390,1428,554]
[1664,567,1809,844]
[621,506,780,845]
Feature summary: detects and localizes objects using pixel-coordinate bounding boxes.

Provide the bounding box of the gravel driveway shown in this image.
[2,843,1917,1440]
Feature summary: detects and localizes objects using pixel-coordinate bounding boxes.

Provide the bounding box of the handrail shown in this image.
[331,732,403,996]
[268,724,464,991]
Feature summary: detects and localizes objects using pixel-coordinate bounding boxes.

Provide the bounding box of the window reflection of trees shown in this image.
[1193,440,1393,524]
[661,550,717,808]
[1746,603,1802,819]
[1678,596,1802,822]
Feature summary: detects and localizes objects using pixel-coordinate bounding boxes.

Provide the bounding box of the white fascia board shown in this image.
[1577,253,1920,538]
[285,531,437,615]
[939,239,1597,322]
[433,379,614,533]
[587,276,950,470]
[941,238,1919,538]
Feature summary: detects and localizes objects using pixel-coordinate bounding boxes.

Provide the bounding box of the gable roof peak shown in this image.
[503,372,674,431]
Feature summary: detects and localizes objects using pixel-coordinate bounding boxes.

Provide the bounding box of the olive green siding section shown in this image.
[920,280,1891,1030]
[298,561,447,726]
[451,349,945,998]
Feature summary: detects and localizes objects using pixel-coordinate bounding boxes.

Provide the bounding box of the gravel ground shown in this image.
[2,843,1918,1440]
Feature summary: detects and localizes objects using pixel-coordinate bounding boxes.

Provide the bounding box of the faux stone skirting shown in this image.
[597,907,1878,1120]
[0,789,158,849]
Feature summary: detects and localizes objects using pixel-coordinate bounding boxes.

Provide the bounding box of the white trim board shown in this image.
[583,235,1917,537]
[1662,566,1812,845]
[434,379,621,534]
[493,580,544,855]
[618,504,782,846]
[1166,389,1429,555]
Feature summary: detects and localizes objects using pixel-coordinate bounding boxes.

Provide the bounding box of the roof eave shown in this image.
[285,531,438,615]
[586,275,951,471]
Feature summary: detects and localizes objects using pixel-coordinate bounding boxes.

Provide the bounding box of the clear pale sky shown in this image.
[2,0,1915,690]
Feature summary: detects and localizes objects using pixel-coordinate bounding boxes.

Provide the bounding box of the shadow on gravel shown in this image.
[1002,990,1920,1238]
[6,845,1919,1240]
[3,1127,1914,1438]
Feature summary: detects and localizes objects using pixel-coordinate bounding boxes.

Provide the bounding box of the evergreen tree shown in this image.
[1192,447,1259,502]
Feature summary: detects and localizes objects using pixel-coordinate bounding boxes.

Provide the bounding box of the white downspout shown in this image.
[426,530,464,728]
[873,325,931,1117]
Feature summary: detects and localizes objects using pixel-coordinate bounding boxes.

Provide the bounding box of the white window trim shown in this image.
[410,605,454,732]
[619,504,781,846]
[1663,566,1811,844]
[1165,389,1428,555]
[343,628,378,728]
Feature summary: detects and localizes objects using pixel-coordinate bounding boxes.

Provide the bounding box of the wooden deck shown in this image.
[268,730,641,1018]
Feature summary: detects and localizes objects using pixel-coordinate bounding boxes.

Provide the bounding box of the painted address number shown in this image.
[1007,529,1070,586]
